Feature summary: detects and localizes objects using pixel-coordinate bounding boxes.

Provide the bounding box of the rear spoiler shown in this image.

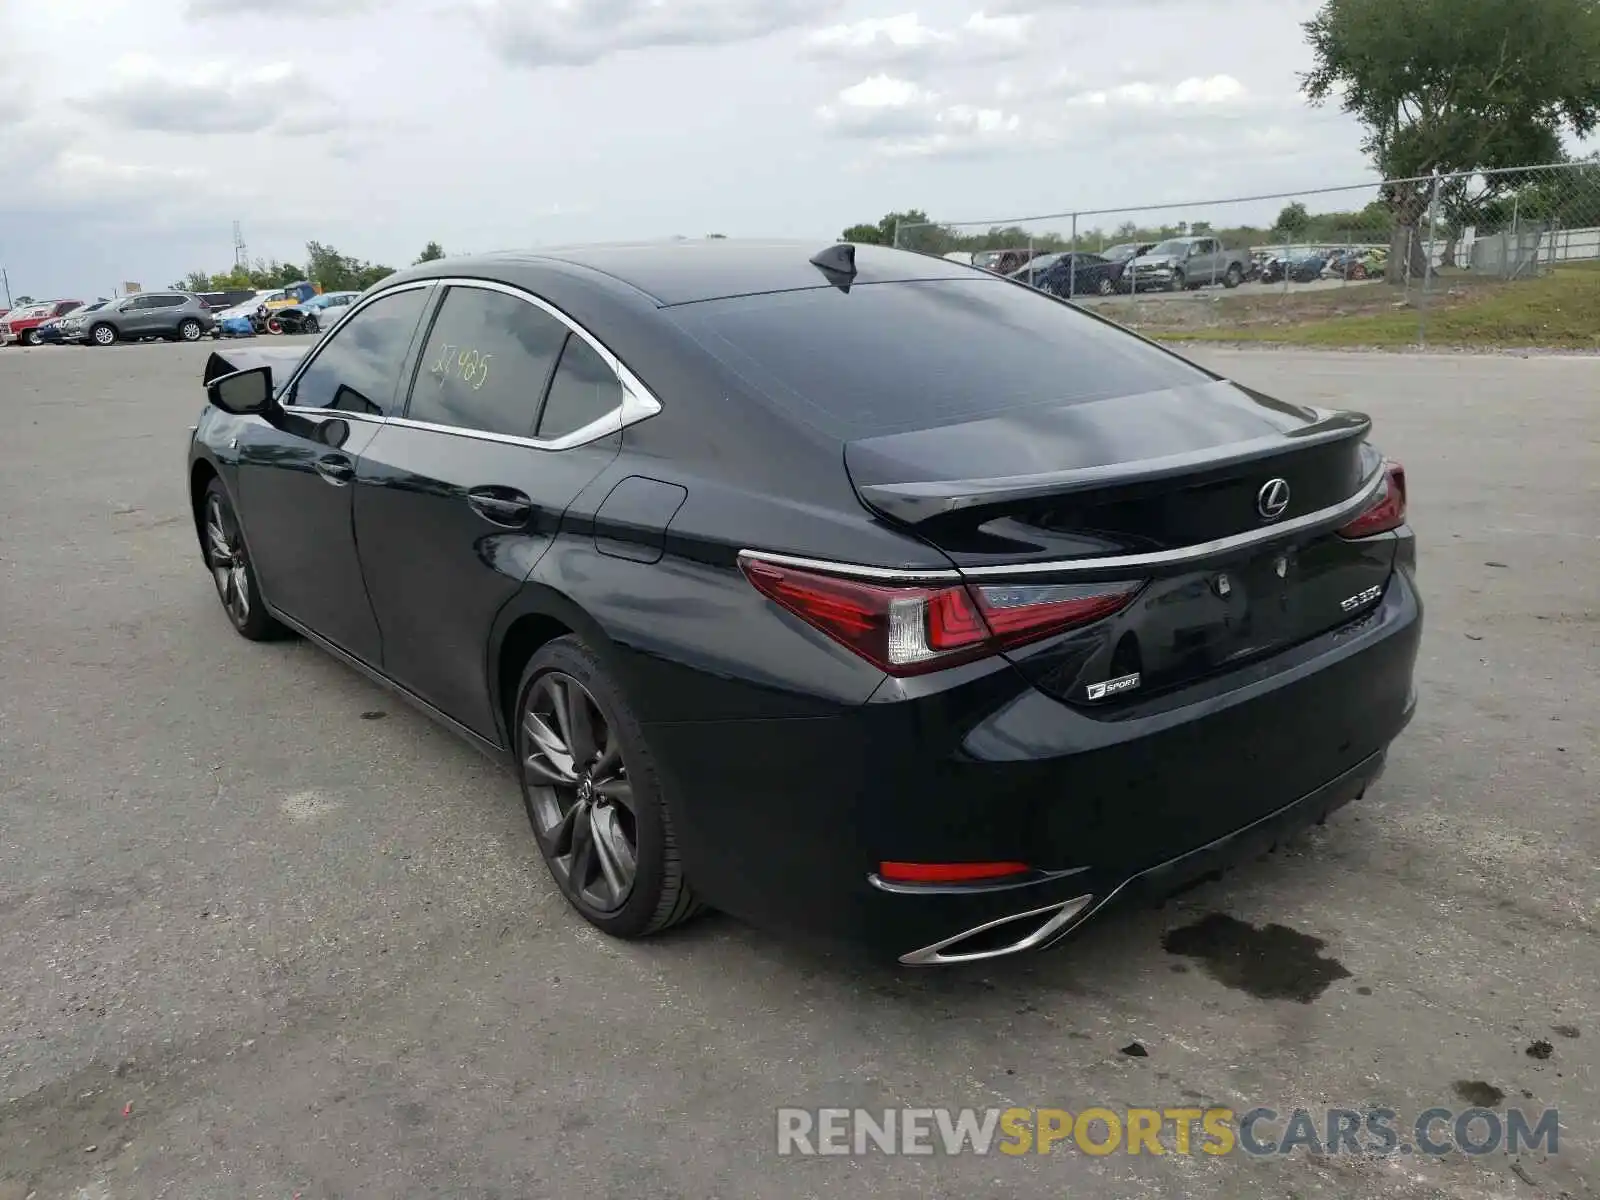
[852,410,1373,525]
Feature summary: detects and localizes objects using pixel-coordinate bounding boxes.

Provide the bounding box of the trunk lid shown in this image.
[844,380,1396,704]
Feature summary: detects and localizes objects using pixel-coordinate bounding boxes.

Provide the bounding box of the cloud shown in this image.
[184,0,377,18]
[474,0,837,68]
[806,9,1031,69]
[1064,74,1250,109]
[78,57,341,137]
[816,74,1028,158]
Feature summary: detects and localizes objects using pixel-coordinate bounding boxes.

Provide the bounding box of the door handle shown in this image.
[314,455,355,485]
[467,488,533,527]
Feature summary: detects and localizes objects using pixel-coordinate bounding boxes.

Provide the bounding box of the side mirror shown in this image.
[208,365,274,415]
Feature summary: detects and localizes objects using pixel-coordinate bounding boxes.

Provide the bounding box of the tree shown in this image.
[1273,202,1311,238]
[415,241,446,263]
[1303,0,1600,282]
[840,210,934,249]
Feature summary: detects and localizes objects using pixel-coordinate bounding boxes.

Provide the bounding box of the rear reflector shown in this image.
[879,861,1030,884]
[1338,460,1407,539]
[740,557,1142,676]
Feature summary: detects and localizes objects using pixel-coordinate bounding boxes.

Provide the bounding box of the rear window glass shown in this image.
[667,278,1214,438]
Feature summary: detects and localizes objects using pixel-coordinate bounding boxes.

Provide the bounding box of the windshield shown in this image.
[1101,244,1141,260]
[1147,240,1192,257]
[1010,253,1062,276]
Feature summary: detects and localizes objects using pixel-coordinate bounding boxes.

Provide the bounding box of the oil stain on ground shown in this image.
[1454,1081,1505,1107]
[1161,913,1352,1003]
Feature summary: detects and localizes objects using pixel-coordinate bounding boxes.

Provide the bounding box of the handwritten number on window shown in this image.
[430,343,491,391]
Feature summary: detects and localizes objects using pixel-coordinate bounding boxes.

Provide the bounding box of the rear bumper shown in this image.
[645,565,1422,962]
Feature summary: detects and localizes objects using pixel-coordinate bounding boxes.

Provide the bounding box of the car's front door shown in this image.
[353,281,627,740]
[234,283,434,663]
[117,296,158,336]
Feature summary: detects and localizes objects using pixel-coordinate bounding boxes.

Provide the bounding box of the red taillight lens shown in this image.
[739,558,1141,676]
[1338,460,1407,539]
[879,861,1031,884]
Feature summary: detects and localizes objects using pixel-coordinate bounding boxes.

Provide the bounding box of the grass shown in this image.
[1108,264,1600,350]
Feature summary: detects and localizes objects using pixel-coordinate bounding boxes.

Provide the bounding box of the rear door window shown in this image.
[287,287,431,416]
[404,285,569,437]
[667,278,1215,438]
[537,335,622,439]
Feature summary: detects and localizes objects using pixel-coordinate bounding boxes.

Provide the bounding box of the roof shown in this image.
[422,239,984,307]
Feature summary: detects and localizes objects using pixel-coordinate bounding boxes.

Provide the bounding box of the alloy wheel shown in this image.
[180,320,202,341]
[521,672,638,914]
[92,325,114,346]
[205,493,252,627]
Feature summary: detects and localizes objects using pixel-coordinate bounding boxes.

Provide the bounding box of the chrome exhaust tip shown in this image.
[898,894,1094,966]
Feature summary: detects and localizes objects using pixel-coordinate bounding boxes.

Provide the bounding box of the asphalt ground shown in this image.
[0,338,1595,1199]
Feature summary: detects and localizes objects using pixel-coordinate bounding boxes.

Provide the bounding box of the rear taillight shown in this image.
[1338,460,1407,539]
[739,557,1141,676]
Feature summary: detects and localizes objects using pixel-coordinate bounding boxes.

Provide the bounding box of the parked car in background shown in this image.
[1008,252,1123,297]
[49,300,114,344]
[81,292,216,346]
[1,299,84,345]
[941,251,974,266]
[197,288,264,314]
[1324,248,1386,280]
[213,292,279,339]
[1128,237,1250,292]
[267,290,360,334]
[262,281,319,311]
[972,248,1041,275]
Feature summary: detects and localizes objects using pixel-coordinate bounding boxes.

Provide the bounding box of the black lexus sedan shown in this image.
[187,240,1421,965]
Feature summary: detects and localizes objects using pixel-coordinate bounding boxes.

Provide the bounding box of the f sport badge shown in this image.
[1086,672,1141,700]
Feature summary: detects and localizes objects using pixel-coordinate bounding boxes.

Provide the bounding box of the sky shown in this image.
[0,0,1384,300]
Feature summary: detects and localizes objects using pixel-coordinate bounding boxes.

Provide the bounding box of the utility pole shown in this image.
[1,266,11,308]
[233,221,248,269]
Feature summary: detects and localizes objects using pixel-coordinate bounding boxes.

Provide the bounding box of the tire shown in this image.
[21,329,41,346]
[89,323,116,347]
[304,317,320,335]
[1223,264,1242,289]
[201,479,282,641]
[179,319,203,342]
[515,635,700,939]
[266,317,283,335]
[1097,276,1115,296]
[1169,270,1186,293]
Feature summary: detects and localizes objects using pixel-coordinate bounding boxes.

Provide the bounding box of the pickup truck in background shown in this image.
[1127,236,1250,292]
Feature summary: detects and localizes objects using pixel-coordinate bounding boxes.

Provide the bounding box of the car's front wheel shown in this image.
[1097,276,1115,295]
[179,318,203,341]
[516,636,700,939]
[89,323,116,346]
[1223,264,1243,288]
[202,479,281,641]
[21,329,40,346]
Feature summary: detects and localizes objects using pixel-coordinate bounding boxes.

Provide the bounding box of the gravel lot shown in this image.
[1,339,1595,1199]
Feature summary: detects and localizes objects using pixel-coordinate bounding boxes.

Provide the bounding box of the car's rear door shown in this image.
[352,281,627,740]
[235,283,434,663]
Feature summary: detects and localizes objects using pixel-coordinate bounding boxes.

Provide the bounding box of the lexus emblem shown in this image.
[1257,478,1291,521]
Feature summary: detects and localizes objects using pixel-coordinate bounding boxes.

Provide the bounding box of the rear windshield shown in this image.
[667,278,1215,439]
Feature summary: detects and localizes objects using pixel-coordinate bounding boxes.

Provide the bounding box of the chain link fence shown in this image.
[893,161,1600,347]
